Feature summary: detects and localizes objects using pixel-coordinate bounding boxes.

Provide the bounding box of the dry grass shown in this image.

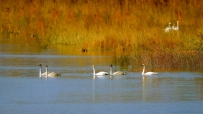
[0,0,203,70]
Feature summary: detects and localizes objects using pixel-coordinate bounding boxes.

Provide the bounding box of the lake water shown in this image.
[0,38,203,114]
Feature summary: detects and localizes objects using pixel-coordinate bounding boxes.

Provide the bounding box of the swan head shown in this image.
[38,64,42,66]
[141,64,145,66]
[177,21,179,25]
[110,64,113,67]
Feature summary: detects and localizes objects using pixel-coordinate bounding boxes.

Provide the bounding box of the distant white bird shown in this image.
[172,21,175,30]
[164,22,171,33]
[38,64,49,76]
[141,64,158,75]
[45,65,61,77]
[92,65,108,76]
[172,21,179,31]
[109,64,126,75]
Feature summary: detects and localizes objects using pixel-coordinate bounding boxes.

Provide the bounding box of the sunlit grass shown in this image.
[0,0,203,70]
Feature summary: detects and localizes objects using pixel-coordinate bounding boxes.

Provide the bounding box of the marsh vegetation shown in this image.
[0,0,203,70]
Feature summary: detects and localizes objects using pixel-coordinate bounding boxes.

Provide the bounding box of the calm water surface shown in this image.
[0,39,203,114]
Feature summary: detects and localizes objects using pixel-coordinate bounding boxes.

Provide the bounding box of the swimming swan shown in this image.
[45,65,61,77]
[38,64,50,76]
[164,22,171,33]
[92,65,108,76]
[109,64,126,75]
[141,64,158,75]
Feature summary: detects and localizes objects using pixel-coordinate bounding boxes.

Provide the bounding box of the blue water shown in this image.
[0,44,203,114]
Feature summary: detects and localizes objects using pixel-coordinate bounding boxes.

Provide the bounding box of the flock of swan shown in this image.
[38,64,61,77]
[38,64,158,78]
[92,64,157,76]
[164,21,179,33]
[92,64,127,76]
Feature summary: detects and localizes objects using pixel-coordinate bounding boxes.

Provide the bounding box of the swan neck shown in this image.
[93,66,95,76]
[142,66,145,75]
[110,67,113,75]
[46,66,48,76]
[39,66,42,75]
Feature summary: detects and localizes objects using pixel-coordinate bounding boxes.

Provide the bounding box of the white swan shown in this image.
[109,64,126,75]
[141,64,158,75]
[92,65,108,76]
[45,65,61,77]
[38,64,50,76]
[172,20,175,30]
[173,21,179,31]
[164,22,171,33]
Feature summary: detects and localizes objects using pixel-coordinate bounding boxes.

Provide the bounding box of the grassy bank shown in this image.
[0,0,203,70]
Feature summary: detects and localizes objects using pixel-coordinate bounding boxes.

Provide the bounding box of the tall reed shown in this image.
[0,0,203,69]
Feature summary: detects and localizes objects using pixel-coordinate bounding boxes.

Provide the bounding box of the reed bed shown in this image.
[0,0,203,70]
[127,50,203,71]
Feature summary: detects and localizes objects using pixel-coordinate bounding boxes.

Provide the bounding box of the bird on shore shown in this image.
[172,20,176,30]
[81,48,88,52]
[141,64,158,75]
[172,21,179,31]
[92,65,108,76]
[109,64,126,75]
[164,22,171,33]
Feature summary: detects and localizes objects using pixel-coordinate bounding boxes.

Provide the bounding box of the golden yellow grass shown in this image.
[0,0,203,70]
